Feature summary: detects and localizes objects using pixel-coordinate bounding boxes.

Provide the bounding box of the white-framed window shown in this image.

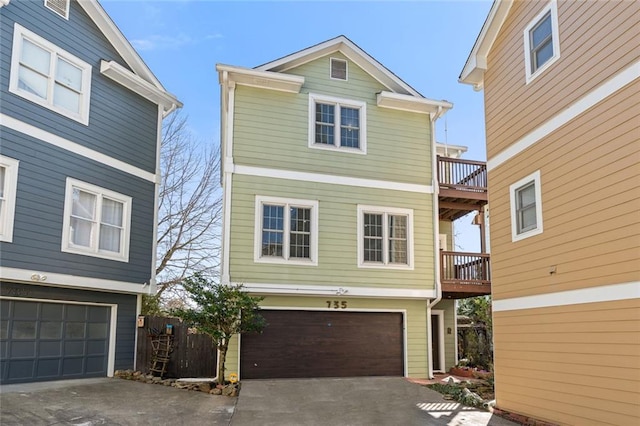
[523,0,560,83]
[0,156,20,243]
[357,205,414,269]
[61,178,132,262]
[44,0,70,19]
[330,57,348,81]
[510,170,543,242]
[254,195,319,265]
[9,24,92,125]
[308,93,367,154]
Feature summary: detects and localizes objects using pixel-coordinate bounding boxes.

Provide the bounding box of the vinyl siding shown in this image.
[226,295,430,379]
[439,220,453,251]
[487,84,640,300]
[229,173,434,289]
[433,298,457,370]
[0,282,138,371]
[493,298,640,426]
[0,130,155,286]
[484,0,640,160]
[0,0,158,173]
[232,53,432,185]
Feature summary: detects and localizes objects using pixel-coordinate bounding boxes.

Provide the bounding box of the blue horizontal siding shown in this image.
[0,128,155,286]
[0,0,158,173]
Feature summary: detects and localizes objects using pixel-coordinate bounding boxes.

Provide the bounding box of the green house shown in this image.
[216,36,489,380]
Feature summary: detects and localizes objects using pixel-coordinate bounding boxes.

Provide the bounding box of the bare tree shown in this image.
[152,112,222,309]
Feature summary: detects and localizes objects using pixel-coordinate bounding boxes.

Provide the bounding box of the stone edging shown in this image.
[114,370,240,396]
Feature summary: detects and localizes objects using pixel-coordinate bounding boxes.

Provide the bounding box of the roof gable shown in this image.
[459,0,513,91]
[255,35,423,98]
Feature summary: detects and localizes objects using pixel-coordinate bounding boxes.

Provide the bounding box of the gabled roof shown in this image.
[459,0,513,91]
[255,35,424,98]
[0,0,182,111]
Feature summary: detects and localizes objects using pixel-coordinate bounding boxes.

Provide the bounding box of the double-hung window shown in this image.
[510,170,543,241]
[254,196,318,265]
[9,24,92,124]
[62,178,131,261]
[358,205,414,269]
[0,156,20,243]
[524,1,560,83]
[309,93,366,154]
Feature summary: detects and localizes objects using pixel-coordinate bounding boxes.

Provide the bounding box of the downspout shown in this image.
[427,106,444,379]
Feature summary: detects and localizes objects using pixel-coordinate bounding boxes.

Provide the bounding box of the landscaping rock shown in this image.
[199,383,212,393]
[210,388,222,395]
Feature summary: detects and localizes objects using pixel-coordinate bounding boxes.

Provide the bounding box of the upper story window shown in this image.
[0,156,20,243]
[61,178,132,262]
[44,0,70,19]
[254,195,319,266]
[330,58,347,80]
[308,93,367,154]
[357,205,414,269]
[510,170,543,242]
[9,24,92,125]
[523,1,560,83]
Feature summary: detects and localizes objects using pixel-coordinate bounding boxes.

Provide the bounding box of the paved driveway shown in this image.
[231,377,519,426]
[0,378,235,425]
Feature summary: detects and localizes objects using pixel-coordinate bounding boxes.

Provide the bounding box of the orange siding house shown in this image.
[460,1,639,425]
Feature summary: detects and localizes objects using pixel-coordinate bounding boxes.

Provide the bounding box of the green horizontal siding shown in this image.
[434,299,458,371]
[232,53,432,185]
[229,174,435,288]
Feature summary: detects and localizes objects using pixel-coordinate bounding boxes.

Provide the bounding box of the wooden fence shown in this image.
[136,316,217,378]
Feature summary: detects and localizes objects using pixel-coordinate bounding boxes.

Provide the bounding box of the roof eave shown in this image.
[216,64,305,93]
[376,91,452,115]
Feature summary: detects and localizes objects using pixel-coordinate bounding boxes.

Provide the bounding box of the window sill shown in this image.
[358,262,414,271]
[254,256,318,267]
[309,143,366,155]
[62,246,129,263]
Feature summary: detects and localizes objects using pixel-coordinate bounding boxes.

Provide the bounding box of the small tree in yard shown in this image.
[171,274,265,383]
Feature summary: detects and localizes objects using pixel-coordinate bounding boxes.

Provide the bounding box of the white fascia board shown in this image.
[377,91,453,115]
[255,35,422,97]
[0,266,155,295]
[435,142,468,158]
[216,64,304,94]
[0,0,10,8]
[459,0,513,90]
[236,282,436,299]
[79,1,164,89]
[100,61,182,112]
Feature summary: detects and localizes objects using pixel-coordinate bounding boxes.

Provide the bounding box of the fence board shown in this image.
[136,316,217,378]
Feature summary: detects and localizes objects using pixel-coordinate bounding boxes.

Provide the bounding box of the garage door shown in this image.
[0,300,111,384]
[240,310,403,379]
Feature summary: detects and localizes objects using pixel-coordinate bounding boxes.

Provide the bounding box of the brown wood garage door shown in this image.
[240,310,404,379]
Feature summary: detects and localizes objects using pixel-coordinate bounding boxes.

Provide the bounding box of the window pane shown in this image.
[315,103,335,145]
[388,215,408,264]
[18,66,48,99]
[53,84,80,113]
[364,214,382,237]
[70,217,93,247]
[99,224,121,252]
[262,204,284,257]
[290,233,310,259]
[531,14,552,48]
[101,198,123,227]
[389,215,407,239]
[21,39,50,75]
[290,207,310,233]
[364,237,382,262]
[517,183,536,208]
[290,207,311,259]
[520,205,537,232]
[72,189,96,220]
[316,124,334,145]
[534,41,554,70]
[56,58,82,91]
[262,230,283,257]
[340,107,360,148]
[316,103,334,124]
[0,166,5,198]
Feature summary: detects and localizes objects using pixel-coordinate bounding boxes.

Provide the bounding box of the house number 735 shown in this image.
[327,301,347,309]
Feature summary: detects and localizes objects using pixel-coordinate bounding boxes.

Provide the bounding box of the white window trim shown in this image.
[61,178,132,262]
[0,155,20,243]
[308,93,367,155]
[523,0,560,84]
[357,205,414,270]
[9,24,92,125]
[510,170,543,242]
[44,0,70,19]
[330,57,348,81]
[253,195,319,266]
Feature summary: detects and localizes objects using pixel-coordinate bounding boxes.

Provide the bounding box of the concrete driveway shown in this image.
[0,378,235,425]
[231,377,519,426]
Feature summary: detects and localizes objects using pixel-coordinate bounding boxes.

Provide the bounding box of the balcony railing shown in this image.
[440,251,491,298]
[437,156,487,193]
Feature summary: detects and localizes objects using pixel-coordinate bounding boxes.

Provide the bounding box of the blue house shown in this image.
[0,0,180,384]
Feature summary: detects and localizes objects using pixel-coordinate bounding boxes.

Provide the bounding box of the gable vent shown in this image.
[330,58,347,81]
[45,0,69,19]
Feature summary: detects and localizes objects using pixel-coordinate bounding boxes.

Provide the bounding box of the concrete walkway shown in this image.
[231,377,519,426]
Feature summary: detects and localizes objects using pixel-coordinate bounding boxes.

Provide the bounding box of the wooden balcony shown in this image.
[437,156,488,221]
[440,251,491,299]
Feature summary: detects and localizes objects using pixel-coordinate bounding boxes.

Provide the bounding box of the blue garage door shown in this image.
[0,300,110,384]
